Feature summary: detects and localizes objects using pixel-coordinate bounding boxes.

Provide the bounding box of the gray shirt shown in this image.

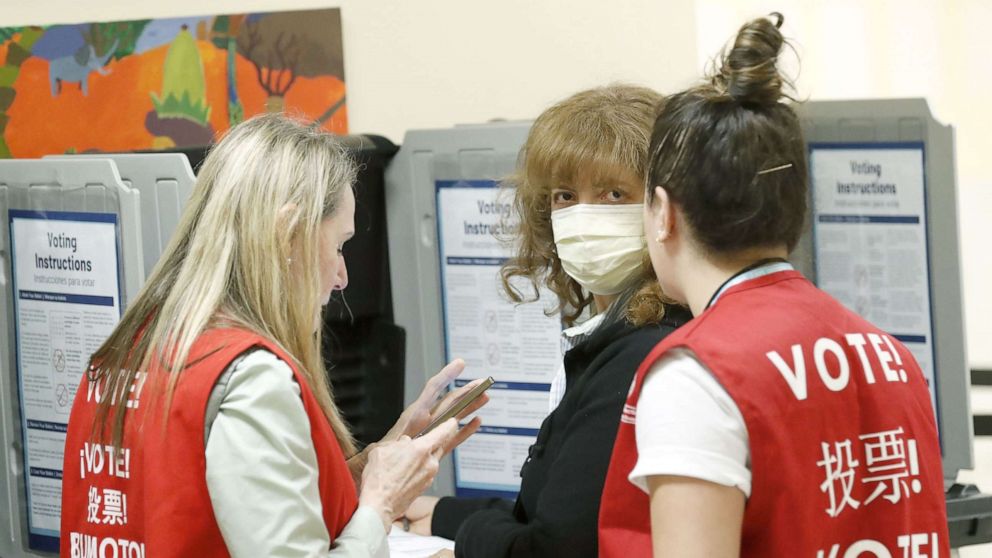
[204,350,387,557]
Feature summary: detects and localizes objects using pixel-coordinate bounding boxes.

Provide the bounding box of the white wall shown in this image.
[0,0,699,143]
[695,0,992,369]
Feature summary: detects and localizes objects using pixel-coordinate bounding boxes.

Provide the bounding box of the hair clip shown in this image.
[756,163,794,176]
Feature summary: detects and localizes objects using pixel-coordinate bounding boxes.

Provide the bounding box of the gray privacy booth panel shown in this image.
[46,153,195,277]
[0,158,142,557]
[385,122,531,496]
[797,98,992,549]
[796,98,972,486]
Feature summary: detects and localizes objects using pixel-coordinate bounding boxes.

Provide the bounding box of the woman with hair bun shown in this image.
[599,14,948,557]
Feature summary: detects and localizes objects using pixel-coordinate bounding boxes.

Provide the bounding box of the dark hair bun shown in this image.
[713,12,787,106]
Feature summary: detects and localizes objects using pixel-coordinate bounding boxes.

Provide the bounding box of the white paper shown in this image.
[810,145,938,419]
[10,211,122,540]
[388,526,454,558]
[436,181,562,495]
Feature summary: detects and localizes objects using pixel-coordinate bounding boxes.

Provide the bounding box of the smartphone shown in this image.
[415,376,495,438]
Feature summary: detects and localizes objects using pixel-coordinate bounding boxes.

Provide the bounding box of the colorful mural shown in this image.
[0,8,346,158]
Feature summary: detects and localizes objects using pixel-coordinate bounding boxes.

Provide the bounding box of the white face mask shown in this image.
[551,204,646,296]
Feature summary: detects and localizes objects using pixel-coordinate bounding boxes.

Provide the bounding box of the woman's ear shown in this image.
[650,186,675,243]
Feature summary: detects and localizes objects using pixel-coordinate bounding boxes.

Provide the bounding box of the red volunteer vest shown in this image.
[599,271,948,557]
[60,328,358,557]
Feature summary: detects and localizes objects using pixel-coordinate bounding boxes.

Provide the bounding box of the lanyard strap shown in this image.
[705,258,794,310]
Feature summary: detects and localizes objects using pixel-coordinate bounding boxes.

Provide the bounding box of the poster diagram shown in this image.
[435,180,563,497]
[809,143,939,422]
[10,210,121,551]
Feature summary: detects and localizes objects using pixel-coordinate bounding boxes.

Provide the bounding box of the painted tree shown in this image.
[0,27,44,157]
[145,25,214,149]
[151,26,210,125]
[236,9,344,116]
[211,14,247,126]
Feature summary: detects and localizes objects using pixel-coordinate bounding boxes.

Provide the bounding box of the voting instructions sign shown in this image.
[435,180,563,498]
[9,210,122,551]
[809,143,939,426]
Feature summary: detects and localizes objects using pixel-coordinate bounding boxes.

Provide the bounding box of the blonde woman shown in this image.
[399,85,690,557]
[60,114,486,558]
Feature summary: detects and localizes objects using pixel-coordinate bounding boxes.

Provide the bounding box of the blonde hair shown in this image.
[90,113,357,456]
[500,84,672,327]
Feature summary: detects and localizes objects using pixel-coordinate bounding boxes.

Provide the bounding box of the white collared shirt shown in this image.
[548,314,605,412]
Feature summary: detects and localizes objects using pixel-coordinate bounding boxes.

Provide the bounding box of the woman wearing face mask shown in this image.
[398,85,690,557]
[60,114,488,558]
[598,14,948,557]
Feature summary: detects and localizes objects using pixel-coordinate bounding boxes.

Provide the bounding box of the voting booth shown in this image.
[385,122,566,498]
[794,98,992,547]
[45,154,196,278]
[0,158,141,555]
[0,154,193,556]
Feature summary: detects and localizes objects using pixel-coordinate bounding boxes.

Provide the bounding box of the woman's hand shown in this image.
[397,495,440,536]
[348,360,488,485]
[386,359,489,455]
[359,419,458,532]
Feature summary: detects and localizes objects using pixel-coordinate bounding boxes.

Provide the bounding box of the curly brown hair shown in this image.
[499,84,673,327]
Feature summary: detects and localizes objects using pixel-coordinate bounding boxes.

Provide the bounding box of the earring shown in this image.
[654,229,665,244]
[287,257,293,264]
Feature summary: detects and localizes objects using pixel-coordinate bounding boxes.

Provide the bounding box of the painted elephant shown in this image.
[49,39,118,97]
